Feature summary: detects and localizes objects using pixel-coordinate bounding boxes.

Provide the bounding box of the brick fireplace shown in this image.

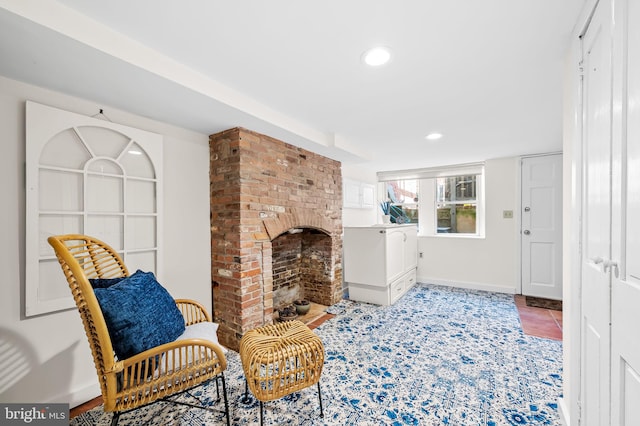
[209,128,343,350]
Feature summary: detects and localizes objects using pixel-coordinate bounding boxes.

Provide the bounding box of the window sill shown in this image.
[418,233,485,240]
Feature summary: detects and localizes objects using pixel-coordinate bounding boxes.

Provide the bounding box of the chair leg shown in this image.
[215,375,221,401]
[111,412,120,426]
[241,377,261,424]
[221,374,230,426]
[317,382,324,418]
[260,401,264,426]
[241,378,252,404]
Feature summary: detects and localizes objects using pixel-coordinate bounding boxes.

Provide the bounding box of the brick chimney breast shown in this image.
[210,128,343,350]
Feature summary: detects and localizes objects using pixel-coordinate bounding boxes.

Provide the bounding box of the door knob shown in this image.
[603,259,619,278]
[523,230,531,235]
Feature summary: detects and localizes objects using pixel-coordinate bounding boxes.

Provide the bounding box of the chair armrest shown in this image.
[108,338,227,396]
[126,338,227,371]
[175,299,212,325]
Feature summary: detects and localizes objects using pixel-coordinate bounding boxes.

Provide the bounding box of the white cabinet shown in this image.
[344,224,418,305]
[360,184,376,208]
[343,178,376,209]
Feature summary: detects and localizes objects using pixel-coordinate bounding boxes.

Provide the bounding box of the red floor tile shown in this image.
[307,313,335,330]
[515,296,563,341]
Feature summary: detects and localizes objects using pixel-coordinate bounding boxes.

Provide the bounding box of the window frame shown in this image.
[431,174,484,237]
[25,101,163,316]
[378,163,485,238]
[381,179,420,224]
[435,174,481,235]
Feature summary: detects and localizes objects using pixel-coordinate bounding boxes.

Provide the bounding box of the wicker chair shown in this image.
[48,234,229,426]
[240,320,324,425]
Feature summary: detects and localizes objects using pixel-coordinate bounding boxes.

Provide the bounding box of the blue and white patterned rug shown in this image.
[71,283,562,425]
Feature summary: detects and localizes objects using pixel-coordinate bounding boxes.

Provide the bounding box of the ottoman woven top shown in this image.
[240,320,324,401]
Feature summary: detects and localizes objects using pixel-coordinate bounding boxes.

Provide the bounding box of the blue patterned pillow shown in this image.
[94,270,185,360]
[89,277,125,289]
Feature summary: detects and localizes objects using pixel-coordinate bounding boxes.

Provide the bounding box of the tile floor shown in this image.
[70,297,560,418]
[514,294,563,340]
[69,312,338,419]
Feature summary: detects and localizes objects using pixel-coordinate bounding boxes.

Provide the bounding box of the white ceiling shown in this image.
[0,1,584,173]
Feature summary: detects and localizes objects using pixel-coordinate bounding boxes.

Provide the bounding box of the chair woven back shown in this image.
[47,234,129,406]
[48,234,230,422]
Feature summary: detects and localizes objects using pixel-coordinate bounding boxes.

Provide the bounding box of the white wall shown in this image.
[0,76,212,406]
[417,157,520,293]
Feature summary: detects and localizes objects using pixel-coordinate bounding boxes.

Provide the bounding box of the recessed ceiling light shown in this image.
[128,150,143,155]
[362,46,392,66]
[425,133,443,141]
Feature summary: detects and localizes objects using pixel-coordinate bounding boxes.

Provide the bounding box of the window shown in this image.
[435,175,478,234]
[378,163,484,237]
[383,179,419,224]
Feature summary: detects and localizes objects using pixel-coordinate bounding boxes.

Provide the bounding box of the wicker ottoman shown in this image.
[240,320,324,425]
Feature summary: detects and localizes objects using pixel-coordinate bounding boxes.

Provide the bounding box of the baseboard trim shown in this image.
[558,397,570,426]
[417,277,516,295]
[61,383,101,408]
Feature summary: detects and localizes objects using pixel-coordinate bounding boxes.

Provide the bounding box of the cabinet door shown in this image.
[344,227,387,286]
[404,227,418,271]
[385,228,406,283]
[361,184,376,208]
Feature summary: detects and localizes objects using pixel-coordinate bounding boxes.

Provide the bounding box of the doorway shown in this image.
[521,154,563,300]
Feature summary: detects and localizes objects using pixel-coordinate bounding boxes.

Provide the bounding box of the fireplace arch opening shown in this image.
[272,227,333,311]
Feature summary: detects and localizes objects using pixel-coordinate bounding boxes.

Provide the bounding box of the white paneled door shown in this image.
[521,154,563,300]
[580,1,612,424]
[610,0,640,423]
